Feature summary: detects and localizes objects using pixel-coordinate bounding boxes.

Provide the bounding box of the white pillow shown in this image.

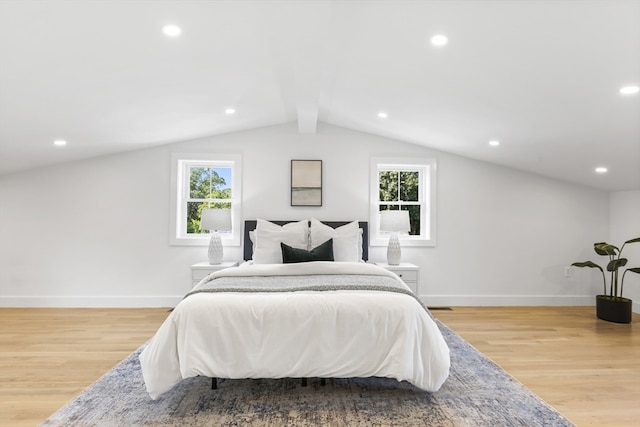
[310,218,360,262]
[253,219,309,264]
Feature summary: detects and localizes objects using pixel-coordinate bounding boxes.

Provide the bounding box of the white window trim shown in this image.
[369,156,437,247]
[170,153,242,246]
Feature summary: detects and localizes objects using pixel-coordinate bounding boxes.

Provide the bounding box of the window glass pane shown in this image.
[378,205,420,235]
[404,205,421,236]
[189,167,232,199]
[400,171,419,202]
[186,201,207,234]
[186,201,232,234]
[189,167,209,199]
[214,168,232,199]
[379,171,399,202]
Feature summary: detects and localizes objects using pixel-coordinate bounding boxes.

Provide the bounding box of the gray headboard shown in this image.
[243,220,369,262]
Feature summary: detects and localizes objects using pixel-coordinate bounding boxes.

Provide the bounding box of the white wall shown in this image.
[0,123,610,307]
[610,191,640,312]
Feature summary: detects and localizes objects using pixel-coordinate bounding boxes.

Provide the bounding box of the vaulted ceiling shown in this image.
[1,0,638,191]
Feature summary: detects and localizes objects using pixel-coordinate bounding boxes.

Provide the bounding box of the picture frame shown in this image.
[291,160,322,206]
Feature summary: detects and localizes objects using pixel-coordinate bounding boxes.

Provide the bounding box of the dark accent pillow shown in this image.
[281,239,334,263]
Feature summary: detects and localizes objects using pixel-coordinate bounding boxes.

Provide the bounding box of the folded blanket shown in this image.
[187,272,427,311]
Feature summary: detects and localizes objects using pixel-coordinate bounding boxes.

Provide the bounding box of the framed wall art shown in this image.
[291,160,322,206]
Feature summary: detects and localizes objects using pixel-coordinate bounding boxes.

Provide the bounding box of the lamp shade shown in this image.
[379,210,410,233]
[200,208,232,231]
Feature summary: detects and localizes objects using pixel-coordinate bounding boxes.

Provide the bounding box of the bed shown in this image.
[139,219,450,399]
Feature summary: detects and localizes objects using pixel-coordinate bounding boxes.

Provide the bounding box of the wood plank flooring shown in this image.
[0,308,171,427]
[1,306,638,426]
[434,307,640,427]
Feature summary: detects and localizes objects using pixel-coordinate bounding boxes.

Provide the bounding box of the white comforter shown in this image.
[139,262,450,399]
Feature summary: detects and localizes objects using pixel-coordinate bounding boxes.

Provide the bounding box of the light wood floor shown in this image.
[0,307,638,427]
[0,308,171,427]
[434,307,640,427]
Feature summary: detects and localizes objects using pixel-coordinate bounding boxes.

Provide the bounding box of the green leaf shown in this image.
[620,267,640,298]
[607,258,628,272]
[571,261,603,270]
[624,237,640,245]
[594,242,618,256]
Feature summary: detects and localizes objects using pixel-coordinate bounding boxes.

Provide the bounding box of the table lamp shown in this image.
[379,210,410,265]
[200,208,232,264]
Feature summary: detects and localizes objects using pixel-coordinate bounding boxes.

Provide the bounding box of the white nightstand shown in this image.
[374,262,420,294]
[191,261,239,287]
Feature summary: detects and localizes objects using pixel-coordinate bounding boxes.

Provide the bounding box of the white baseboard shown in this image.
[420,295,640,314]
[2,295,638,314]
[0,296,183,308]
[421,294,597,307]
[422,295,640,314]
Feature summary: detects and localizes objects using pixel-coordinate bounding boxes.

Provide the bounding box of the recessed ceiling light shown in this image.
[162,25,182,37]
[225,108,235,115]
[489,140,500,147]
[619,85,639,95]
[595,167,608,174]
[377,112,388,119]
[53,139,67,147]
[430,34,448,46]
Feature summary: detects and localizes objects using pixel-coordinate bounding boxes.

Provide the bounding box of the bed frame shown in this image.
[243,220,369,262]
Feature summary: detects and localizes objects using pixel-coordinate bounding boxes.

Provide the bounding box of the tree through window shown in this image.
[170,154,242,246]
[187,166,232,234]
[378,170,421,235]
[370,157,437,247]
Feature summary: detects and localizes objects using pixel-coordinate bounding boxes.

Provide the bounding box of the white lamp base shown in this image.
[208,231,223,264]
[387,233,401,265]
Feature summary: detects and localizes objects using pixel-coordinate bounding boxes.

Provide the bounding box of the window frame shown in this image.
[369,156,437,247]
[170,153,242,246]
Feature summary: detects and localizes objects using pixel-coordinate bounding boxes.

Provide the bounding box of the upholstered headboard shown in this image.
[243,220,369,262]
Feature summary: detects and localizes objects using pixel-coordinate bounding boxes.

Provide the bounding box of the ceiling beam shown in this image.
[294,58,321,133]
[256,1,331,134]
[291,3,332,134]
[296,104,319,134]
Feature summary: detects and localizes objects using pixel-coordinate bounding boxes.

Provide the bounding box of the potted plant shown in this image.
[572,238,640,323]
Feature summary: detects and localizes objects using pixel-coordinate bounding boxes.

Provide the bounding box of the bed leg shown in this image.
[320,378,326,386]
[211,377,217,390]
[301,378,307,387]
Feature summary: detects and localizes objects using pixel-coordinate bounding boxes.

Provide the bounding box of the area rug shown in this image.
[40,321,574,426]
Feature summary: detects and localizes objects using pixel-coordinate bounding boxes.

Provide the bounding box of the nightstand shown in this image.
[191,261,239,287]
[374,262,419,294]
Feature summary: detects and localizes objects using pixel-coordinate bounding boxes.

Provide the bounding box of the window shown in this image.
[369,157,437,247]
[170,153,242,246]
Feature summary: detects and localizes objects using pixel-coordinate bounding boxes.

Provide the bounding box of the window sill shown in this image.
[169,237,241,247]
[370,237,436,247]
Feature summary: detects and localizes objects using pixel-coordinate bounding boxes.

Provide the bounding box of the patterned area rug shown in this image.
[40,321,574,426]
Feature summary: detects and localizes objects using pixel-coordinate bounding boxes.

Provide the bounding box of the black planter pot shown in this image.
[596,295,632,324]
